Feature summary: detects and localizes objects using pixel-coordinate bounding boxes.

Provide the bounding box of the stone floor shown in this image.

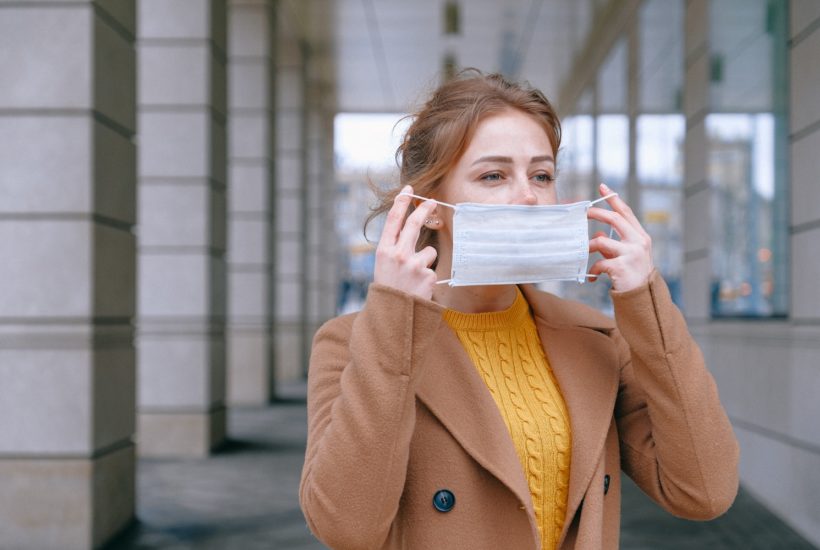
[105,387,817,550]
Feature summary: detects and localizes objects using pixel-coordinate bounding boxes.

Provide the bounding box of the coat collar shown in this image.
[416,285,619,546]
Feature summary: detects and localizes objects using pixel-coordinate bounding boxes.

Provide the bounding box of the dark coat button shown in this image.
[604,474,611,495]
[432,489,455,512]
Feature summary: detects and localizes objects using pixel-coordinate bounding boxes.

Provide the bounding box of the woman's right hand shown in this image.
[373,185,439,300]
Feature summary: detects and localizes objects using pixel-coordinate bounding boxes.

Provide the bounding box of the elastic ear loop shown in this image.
[398,192,455,209]
[398,192,457,284]
[398,191,619,284]
[585,192,618,279]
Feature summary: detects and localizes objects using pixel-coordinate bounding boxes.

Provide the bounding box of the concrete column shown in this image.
[626,17,641,221]
[307,87,339,339]
[789,0,820,323]
[0,2,137,548]
[303,9,338,367]
[305,91,325,365]
[319,106,340,322]
[681,0,711,321]
[226,0,276,405]
[274,15,306,383]
[136,0,228,456]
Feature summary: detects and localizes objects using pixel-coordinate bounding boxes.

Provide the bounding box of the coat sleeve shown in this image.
[299,283,444,549]
[611,269,740,520]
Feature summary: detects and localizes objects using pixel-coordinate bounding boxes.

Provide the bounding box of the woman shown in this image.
[299,70,739,549]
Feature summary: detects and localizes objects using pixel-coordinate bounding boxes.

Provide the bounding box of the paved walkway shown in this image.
[107,391,816,549]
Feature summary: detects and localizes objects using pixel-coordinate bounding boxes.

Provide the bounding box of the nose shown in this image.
[513,177,537,205]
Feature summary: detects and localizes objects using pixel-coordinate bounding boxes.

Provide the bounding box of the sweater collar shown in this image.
[442,287,531,331]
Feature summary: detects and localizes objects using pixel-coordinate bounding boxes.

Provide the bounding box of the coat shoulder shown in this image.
[313,311,357,344]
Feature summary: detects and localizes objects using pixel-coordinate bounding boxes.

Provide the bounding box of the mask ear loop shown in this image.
[397,191,456,209]
[584,191,619,279]
[398,192,457,285]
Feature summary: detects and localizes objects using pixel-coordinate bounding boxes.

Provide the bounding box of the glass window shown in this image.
[636,0,685,306]
[558,113,594,203]
[596,38,628,194]
[638,115,685,304]
[596,115,629,190]
[707,0,788,317]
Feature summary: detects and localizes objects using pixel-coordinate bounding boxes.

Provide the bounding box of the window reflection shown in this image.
[708,113,787,317]
[707,0,788,318]
[637,115,684,186]
[638,115,685,304]
[558,115,594,203]
[596,115,629,192]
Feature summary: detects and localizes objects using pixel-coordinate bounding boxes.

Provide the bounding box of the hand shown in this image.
[586,183,655,292]
[373,185,439,300]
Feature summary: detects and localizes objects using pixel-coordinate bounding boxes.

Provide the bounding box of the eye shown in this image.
[532,172,555,184]
[480,172,503,182]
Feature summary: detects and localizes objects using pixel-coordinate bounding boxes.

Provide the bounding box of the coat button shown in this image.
[432,489,455,512]
[604,474,611,495]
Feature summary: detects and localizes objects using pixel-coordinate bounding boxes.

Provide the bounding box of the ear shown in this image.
[423,209,443,230]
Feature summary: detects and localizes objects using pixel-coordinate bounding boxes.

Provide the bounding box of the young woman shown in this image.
[299,70,739,549]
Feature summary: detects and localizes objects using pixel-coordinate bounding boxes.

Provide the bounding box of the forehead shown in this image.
[463,109,553,158]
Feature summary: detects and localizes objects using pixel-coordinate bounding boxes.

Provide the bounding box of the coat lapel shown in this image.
[416,286,620,546]
[520,286,620,544]
[415,324,535,516]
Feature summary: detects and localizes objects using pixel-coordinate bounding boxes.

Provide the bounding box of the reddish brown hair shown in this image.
[365,68,562,258]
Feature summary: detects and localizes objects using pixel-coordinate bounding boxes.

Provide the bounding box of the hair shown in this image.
[365,68,562,262]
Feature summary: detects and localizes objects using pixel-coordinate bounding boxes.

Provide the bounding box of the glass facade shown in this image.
[707,0,789,317]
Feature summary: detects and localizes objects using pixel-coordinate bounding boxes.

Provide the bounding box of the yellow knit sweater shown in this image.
[443,288,571,550]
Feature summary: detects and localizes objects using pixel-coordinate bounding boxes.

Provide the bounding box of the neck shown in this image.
[433,284,518,313]
[433,258,518,312]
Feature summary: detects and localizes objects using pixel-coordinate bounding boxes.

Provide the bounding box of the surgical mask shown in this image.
[400,192,617,286]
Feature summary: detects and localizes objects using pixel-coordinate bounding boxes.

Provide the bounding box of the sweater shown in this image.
[443,287,571,549]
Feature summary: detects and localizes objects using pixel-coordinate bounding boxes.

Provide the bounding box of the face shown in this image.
[437,108,557,208]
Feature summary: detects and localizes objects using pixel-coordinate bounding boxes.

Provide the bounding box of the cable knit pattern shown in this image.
[443,288,571,550]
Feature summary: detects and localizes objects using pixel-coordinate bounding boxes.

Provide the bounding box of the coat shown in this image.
[299,269,740,549]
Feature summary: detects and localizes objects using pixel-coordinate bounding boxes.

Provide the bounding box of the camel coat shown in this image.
[299,270,739,549]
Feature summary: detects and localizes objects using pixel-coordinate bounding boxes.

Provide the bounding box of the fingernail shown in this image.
[601,183,610,191]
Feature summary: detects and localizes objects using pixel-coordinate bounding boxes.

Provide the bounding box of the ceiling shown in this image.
[332,0,597,113]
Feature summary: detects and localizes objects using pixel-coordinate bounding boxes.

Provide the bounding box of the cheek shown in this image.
[536,186,558,205]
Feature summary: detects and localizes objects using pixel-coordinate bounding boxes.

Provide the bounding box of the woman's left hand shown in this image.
[586,183,655,292]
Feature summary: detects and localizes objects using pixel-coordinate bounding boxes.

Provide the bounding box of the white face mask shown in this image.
[400,192,617,287]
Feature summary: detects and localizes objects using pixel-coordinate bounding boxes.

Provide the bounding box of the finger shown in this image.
[379,185,413,248]
[599,183,647,236]
[416,245,438,268]
[397,199,436,251]
[587,207,640,241]
[589,235,626,260]
[588,258,615,279]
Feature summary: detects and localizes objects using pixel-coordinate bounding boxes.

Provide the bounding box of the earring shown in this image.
[424,218,441,227]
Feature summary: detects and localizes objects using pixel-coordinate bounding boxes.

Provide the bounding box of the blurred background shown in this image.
[1,0,818,548]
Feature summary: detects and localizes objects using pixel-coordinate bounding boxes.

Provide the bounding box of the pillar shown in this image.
[0,2,137,547]
[304,3,339,354]
[136,0,228,455]
[226,0,277,405]
[681,0,712,321]
[274,12,307,383]
[305,81,339,358]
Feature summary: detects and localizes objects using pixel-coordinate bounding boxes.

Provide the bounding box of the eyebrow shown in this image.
[471,155,555,166]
